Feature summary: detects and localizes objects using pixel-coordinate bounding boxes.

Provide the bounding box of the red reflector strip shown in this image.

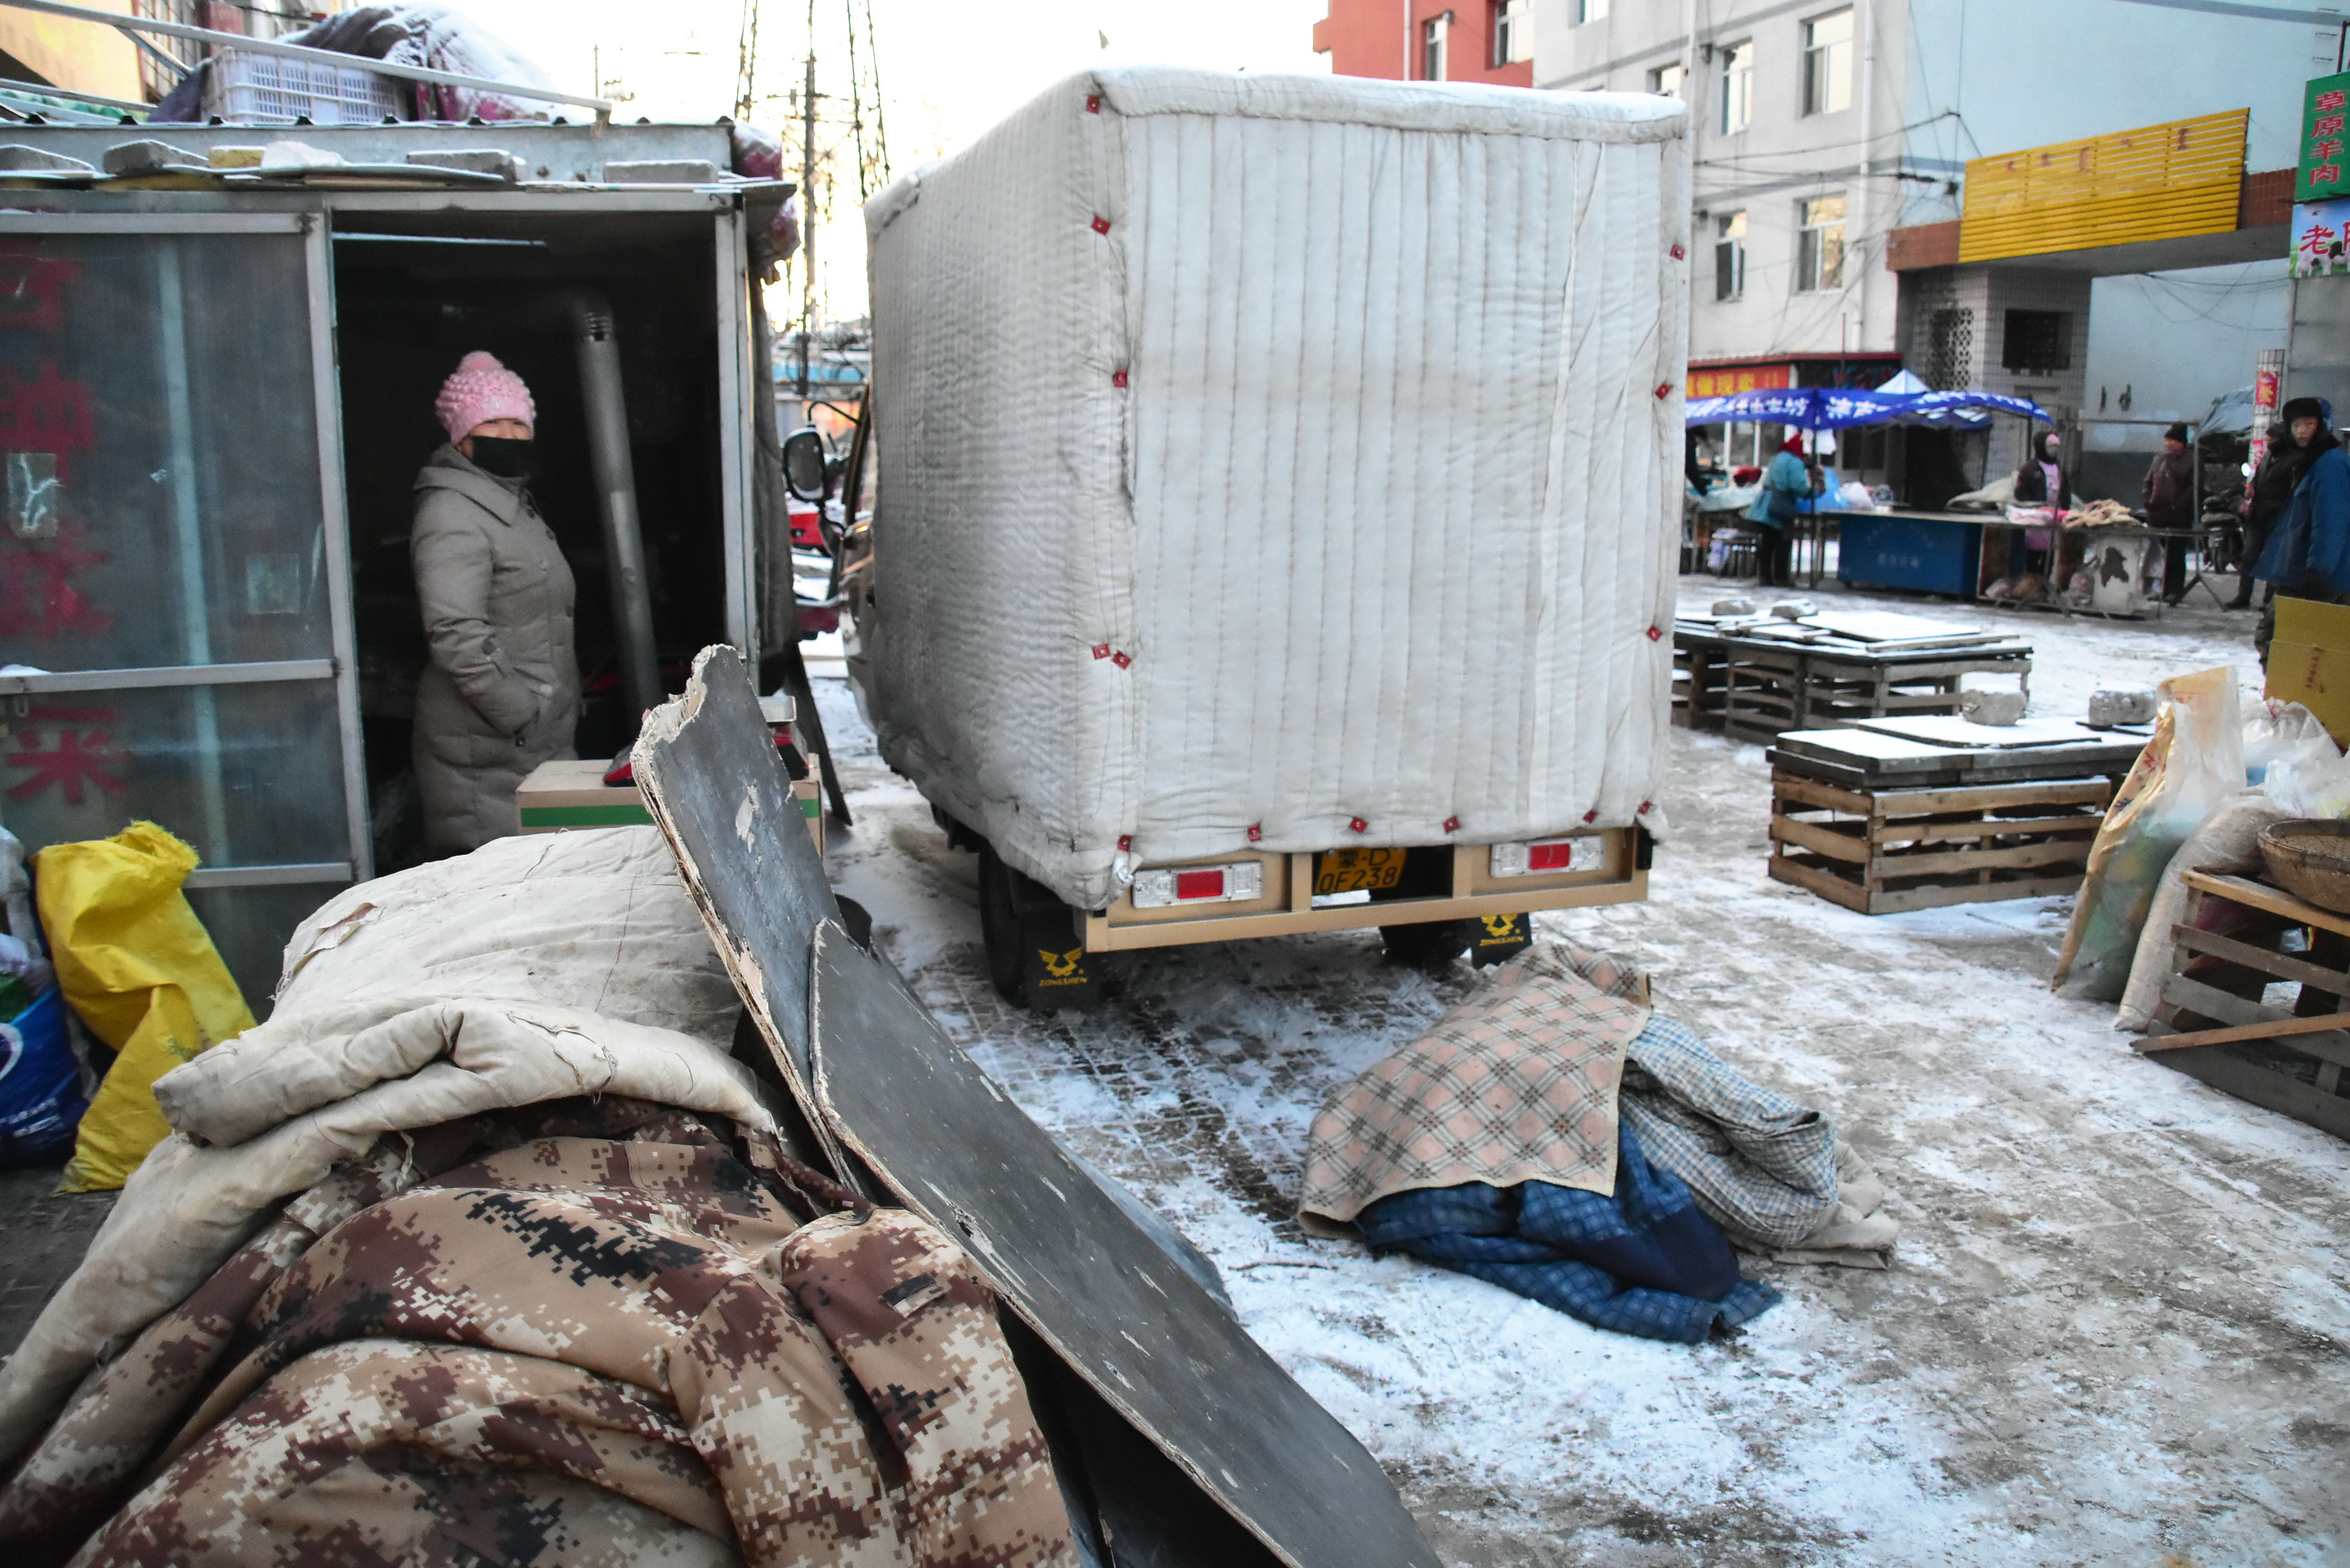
[1174,869,1226,901]
[1527,841,1577,872]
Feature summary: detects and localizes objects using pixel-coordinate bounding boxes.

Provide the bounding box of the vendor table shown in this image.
[1765,719,2146,914]
[2132,869,2350,1141]
[1834,509,2212,616]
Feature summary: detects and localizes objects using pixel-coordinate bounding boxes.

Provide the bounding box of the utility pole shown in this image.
[799,43,816,400]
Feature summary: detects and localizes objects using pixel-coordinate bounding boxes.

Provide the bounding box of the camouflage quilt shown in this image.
[0,1097,1075,1568]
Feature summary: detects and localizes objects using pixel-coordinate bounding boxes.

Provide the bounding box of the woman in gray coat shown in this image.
[411,351,582,853]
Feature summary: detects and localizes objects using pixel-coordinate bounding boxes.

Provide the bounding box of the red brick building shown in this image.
[1312,0,1533,89]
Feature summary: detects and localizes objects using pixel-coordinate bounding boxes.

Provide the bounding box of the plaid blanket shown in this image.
[1297,944,1650,1234]
[1621,1016,1840,1249]
[2,1097,1076,1568]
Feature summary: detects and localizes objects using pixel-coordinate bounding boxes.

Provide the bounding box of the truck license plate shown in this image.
[1314,847,1405,896]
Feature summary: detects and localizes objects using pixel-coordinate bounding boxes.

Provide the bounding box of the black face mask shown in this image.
[468,435,535,480]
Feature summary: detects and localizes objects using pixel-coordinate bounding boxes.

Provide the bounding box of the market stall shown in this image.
[1685,383,2052,590]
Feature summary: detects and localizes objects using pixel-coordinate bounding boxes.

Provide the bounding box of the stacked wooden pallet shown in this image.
[2131,869,2350,1140]
[1673,609,2033,744]
[1766,717,2147,915]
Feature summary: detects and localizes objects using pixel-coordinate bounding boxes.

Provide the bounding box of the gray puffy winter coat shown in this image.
[409,444,581,852]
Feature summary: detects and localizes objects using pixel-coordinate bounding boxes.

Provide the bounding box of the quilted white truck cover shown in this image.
[864,68,1690,911]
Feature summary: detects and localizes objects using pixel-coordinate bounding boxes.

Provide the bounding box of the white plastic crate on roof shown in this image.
[202,48,405,125]
[863,68,1692,911]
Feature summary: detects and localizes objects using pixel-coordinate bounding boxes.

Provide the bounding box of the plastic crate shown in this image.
[202,48,404,125]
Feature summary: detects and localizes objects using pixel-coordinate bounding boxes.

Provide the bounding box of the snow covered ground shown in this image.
[816,578,2349,1567]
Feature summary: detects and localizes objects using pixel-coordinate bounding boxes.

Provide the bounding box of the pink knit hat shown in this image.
[434,350,536,444]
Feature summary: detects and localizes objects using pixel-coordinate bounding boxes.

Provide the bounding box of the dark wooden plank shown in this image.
[637,648,1432,1568]
[2131,1008,2350,1053]
[810,921,1438,1568]
[2140,1043,2350,1141]
[2179,871,2350,941]
[2171,925,2350,996]
[633,646,848,1160]
[1768,813,1870,864]
[2152,975,2350,1070]
[1870,813,2102,847]
[1766,851,1872,912]
[1856,870,2087,913]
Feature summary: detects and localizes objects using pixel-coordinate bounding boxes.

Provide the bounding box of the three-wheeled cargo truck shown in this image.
[849,67,1691,1007]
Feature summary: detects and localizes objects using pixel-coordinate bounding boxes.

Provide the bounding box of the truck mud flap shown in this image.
[1469,911,1534,966]
[635,645,1439,1568]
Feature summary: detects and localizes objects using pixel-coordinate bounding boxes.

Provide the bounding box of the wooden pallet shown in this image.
[1802,651,2036,729]
[1766,769,2111,914]
[2132,870,2350,1141]
[1672,639,1726,730]
[1673,626,2032,744]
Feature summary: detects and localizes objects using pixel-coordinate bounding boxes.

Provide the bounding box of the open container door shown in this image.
[0,213,366,1006]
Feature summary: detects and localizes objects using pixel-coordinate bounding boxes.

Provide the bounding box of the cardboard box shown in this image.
[2266,596,2350,748]
[519,758,822,853]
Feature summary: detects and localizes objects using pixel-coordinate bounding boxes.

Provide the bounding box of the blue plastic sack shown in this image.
[0,987,87,1165]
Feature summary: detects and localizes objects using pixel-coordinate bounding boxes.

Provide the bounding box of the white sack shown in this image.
[865,68,1690,908]
[273,825,738,1046]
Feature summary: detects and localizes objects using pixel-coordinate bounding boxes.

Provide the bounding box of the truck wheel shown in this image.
[1380,919,1474,968]
[1467,912,1534,967]
[977,843,1100,1009]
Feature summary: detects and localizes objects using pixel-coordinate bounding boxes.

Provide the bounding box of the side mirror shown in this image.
[782,426,827,501]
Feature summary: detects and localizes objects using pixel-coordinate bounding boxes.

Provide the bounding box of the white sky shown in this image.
[446,0,1332,324]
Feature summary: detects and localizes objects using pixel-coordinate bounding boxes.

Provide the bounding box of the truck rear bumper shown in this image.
[1081,831,1648,952]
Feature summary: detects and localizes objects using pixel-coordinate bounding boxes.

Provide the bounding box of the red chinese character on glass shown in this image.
[2322,114,2347,138]
[0,244,76,334]
[0,361,94,481]
[7,711,125,804]
[2320,90,2348,111]
[0,521,111,641]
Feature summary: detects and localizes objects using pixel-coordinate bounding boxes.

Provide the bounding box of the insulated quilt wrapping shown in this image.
[866,68,1690,909]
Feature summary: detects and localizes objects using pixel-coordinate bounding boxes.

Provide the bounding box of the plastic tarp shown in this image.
[865,68,1691,909]
[1685,386,2052,431]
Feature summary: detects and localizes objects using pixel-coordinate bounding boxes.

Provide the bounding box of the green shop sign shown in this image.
[2298,70,2350,202]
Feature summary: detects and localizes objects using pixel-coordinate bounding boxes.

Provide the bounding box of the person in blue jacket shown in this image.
[1744,433,1813,587]
[2252,395,2350,666]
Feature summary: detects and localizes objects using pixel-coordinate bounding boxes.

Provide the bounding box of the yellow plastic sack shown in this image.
[36,821,254,1192]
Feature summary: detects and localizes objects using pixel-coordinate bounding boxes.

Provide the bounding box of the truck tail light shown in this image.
[1490,835,1601,878]
[1132,860,1265,908]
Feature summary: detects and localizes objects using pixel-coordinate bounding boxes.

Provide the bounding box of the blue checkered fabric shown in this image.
[1620,1016,1839,1248]
[1357,1125,1781,1343]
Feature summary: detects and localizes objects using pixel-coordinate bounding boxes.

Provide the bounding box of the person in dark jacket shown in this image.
[2252,395,2350,665]
[2011,429,2068,507]
[2230,420,2295,610]
[410,351,583,853]
[2145,422,2197,606]
[2011,429,2068,581]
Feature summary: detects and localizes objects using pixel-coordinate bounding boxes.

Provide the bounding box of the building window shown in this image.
[1928,307,1974,389]
[1421,12,1448,79]
[1650,62,1684,97]
[1802,9,1853,115]
[1574,0,1609,24]
[1714,212,1746,300]
[2002,309,2072,373]
[1493,0,1532,64]
[1796,194,1846,291]
[1719,41,1754,133]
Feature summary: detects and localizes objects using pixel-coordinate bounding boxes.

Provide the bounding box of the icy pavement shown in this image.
[817,577,2348,1567]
